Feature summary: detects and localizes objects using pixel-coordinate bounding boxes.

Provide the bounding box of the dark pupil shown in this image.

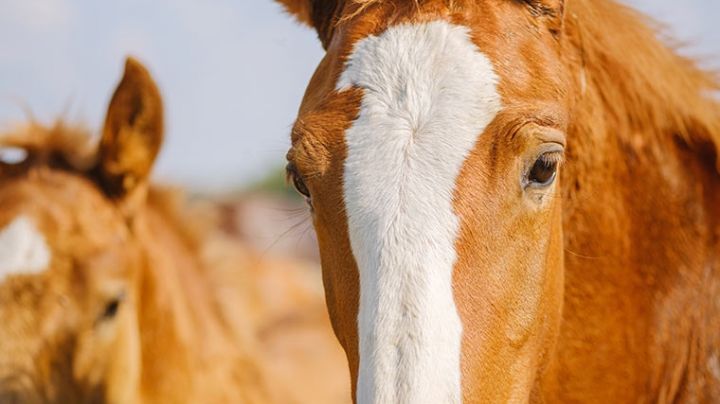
[529,157,557,185]
[102,299,121,320]
[293,175,310,197]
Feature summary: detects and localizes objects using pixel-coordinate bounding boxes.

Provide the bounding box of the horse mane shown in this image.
[566,0,720,171]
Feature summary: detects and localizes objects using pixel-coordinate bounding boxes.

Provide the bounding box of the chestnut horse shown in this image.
[276,0,720,402]
[0,58,272,403]
[0,58,349,403]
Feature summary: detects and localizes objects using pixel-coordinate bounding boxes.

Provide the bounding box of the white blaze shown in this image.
[0,216,51,281]
[338,21,502,403]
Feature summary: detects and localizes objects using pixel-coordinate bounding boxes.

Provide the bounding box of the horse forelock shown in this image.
[0,121,98,172]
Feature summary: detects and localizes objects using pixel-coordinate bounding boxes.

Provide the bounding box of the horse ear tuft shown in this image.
[99,57,163,200]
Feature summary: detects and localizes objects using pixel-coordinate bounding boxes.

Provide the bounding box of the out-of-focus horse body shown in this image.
[0,58,348,404]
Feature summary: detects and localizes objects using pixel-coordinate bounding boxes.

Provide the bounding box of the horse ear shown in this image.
[275,0,342,48]
[99,57,163,201]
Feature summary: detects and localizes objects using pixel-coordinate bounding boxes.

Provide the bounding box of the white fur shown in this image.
[0,216,51,281]
[338,21,502,403]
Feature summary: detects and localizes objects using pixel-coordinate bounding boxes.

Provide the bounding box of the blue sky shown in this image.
[1,1,718,191]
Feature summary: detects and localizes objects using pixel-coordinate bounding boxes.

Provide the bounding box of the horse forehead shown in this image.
[0,215,51,282]
[335,19,502,187]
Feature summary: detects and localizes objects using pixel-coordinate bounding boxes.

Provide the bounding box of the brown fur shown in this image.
[279,0,720,402]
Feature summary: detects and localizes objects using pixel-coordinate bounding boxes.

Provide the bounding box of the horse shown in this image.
[0,57,269,403]
[0,58,349,403]
[275,0,720,402]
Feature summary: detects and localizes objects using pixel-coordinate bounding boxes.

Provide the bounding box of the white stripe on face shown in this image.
[338,21,502,404]
[0,216,51,282]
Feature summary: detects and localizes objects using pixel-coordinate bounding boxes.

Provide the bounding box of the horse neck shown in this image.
[562,0,720,262]
[549,0,720,400]
[131,204,266,402]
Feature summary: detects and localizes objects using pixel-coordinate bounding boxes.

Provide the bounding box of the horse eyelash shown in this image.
[539,150,564,165]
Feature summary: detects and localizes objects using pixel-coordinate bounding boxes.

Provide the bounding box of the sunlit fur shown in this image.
[279,0,720,402]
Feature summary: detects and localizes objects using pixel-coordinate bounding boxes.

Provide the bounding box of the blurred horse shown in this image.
[276,0,720,402]
[0,58,348,403]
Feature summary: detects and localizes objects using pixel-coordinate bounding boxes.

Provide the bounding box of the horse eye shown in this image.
[99,293,124,322]
[292,174,310,198]
[286,163,311,198]
[527,153,560,187]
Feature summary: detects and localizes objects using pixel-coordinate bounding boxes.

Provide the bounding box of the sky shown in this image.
[1,0,718,191]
